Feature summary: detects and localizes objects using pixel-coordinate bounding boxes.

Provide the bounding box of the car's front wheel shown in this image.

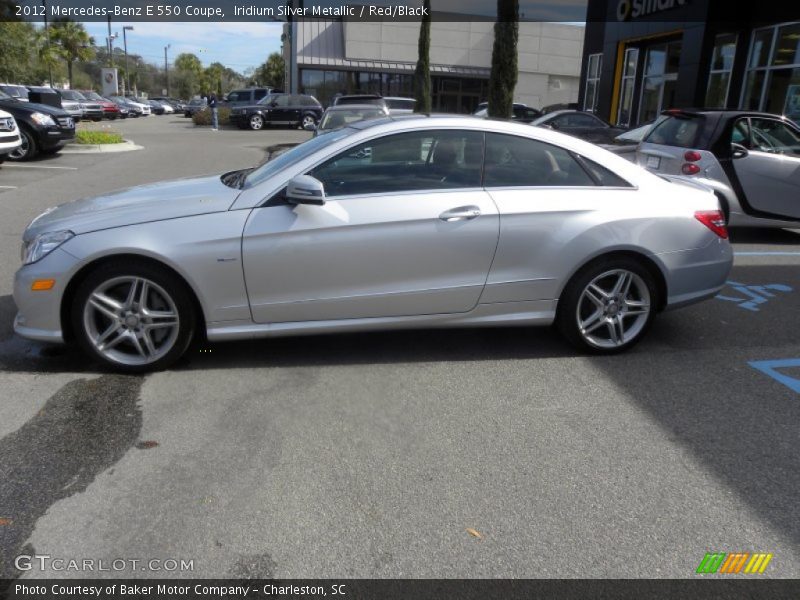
[8,127,37,161]
[300,114,316,129]
[72,261,196,372]
[556,257,657,354]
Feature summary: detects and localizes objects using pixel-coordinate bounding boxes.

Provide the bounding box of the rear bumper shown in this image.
[658,238,733,310]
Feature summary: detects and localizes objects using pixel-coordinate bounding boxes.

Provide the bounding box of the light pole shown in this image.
[122,26,134,95]
[41,0,53,87]
[164,44,171,96]
[107,32,118,69]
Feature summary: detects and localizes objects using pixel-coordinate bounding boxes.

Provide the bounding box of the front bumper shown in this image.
[12,248,80,344]
[39,125,75,149]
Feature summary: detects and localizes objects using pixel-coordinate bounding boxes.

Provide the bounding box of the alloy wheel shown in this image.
[301,115,315,129]
[250,115,264,130]
[9,130,31,160]
[82,276,180,366]
[575,269,651,349]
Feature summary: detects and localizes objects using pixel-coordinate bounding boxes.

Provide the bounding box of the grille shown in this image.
[56,117,74,128]
[0,117,15,132]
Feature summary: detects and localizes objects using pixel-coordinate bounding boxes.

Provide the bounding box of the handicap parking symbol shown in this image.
[716,281,793,312]
[749,359,800,394]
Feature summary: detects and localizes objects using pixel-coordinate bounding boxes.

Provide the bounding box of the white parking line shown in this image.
[2,164,78,170]
[0,185,18,189]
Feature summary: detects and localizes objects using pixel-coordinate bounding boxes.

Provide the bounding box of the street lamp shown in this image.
[41,0,53,87]
[107,32,118,68]
[122,26,134,95]
[164,44,171,96]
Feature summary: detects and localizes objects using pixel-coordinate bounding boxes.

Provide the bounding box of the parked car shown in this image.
[184,97,207,117]
[108,96,141,117]
[473,102,542,123]
[636,109,800,227]
[125,96,152,116]
[12,116,731,371]
[225,87,282,108]
[0,89,75,160]
[147,100,166,115]
[56,89,103,121]
[230,93,323,130]
[384,97,416,114]
[0,108,21,163]
[312,104,390,136]
[152,97,183,112]
[0,84,29,101]
[333,94,387,108]
[531,110,627,144]
[541,102,580,114]
[78,91,120,120]
[599,120,659,160]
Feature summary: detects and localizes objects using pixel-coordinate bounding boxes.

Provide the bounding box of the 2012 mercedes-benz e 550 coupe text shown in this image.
[14,116,733,372]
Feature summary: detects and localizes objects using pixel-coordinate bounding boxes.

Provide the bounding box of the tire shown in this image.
[300,114,316,130]
[249,114,264,130]
[39,147,61,156]
[8,126,38,161]
[556,257,658,354]
[71,261,197,372]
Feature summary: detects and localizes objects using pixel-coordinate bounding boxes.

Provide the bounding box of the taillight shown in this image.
[682,163,701,175]
[695,210,728,239]
[684,150,702,162]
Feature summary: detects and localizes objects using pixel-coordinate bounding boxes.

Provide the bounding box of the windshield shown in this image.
[62,90,84,100]
[189,98,205,106]
[245,129,353,189]
[320,108,384,130]
[644,114,704,148]
[0,90,11,100]
[83,92,102,100]
[385,98,415,110]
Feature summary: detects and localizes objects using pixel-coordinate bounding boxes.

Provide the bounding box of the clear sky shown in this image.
[82,22,285,74]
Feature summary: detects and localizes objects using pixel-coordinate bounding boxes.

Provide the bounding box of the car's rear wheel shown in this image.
[8,127,37,161]
[556,258,657,354]
[71,262,196,372]
[249,114,264,130]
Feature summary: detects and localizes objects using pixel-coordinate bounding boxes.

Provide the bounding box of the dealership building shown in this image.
[578,0,800,127]
[284,19,584,111]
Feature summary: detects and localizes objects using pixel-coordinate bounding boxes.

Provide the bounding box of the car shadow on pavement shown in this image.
[729,227,800,245]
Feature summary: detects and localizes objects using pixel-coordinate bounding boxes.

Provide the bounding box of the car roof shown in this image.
[660,108,792,120]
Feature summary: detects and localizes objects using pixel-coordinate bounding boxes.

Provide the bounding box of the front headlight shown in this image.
[30,112,57,127]
[21,230,74,265]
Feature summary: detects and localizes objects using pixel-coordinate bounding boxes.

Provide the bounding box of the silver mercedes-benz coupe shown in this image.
[14,116,733,371]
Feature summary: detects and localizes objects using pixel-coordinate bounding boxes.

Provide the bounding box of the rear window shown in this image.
[644,115,704,148]
[385,98,415,110]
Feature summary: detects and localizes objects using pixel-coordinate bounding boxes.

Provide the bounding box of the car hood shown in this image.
[0,99,69,117]
[24,175,241,240]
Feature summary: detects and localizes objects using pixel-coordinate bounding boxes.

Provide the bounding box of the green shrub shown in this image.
[75,131,124,145]
[192,107,231,126]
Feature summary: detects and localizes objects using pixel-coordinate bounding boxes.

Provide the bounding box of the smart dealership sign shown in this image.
[616,0,689,21]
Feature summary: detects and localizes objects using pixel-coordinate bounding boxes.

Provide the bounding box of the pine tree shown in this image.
[413,0,432,113]
[488,0,519,118]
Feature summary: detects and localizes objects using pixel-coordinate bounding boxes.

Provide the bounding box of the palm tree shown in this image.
[50,19,94,88]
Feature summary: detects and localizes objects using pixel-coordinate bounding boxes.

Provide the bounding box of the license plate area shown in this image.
[646,155,661,169]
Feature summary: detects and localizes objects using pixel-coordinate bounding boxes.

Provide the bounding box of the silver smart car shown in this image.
[14,116,732,371]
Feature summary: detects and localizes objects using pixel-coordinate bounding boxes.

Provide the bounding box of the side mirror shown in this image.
[286,175,325,206]
[731,143,749,159]
[303,121,317,131]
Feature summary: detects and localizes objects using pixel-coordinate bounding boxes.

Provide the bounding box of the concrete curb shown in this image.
[61,140,143,154]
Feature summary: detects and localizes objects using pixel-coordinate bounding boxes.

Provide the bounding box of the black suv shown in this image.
[225,87,282,108]
[0,88,75,160]
[230,93,323,130]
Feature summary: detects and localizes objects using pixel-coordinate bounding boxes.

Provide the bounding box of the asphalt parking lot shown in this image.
[0,114,799,579]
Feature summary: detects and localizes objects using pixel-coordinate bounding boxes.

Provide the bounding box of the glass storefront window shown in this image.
[742,22,800,122]
[617,47,638,126]
[639,41,681,123]
[772,23,800,66]
[706,33,737,108]
[583,53,602,112]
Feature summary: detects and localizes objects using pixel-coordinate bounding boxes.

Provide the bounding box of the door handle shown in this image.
[439,206,481,222]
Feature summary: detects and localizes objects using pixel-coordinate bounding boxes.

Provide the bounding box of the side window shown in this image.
[253,89,268,101]
[570,113,606,127]
[310,130,484,197]
[227,92,241,103]
[749,118,800,156]
[484,133,596,187]
[524,108,540,120]
[579,156,633,187]
[552,115,572,128]
[731,119,750,146]
[272,95,290,107]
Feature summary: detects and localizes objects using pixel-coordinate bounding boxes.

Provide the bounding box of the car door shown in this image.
[731,117,800,220]
[241,129,500,323]
[265,94,291,125]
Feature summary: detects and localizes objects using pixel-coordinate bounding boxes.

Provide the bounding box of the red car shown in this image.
[78,91,121,120]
